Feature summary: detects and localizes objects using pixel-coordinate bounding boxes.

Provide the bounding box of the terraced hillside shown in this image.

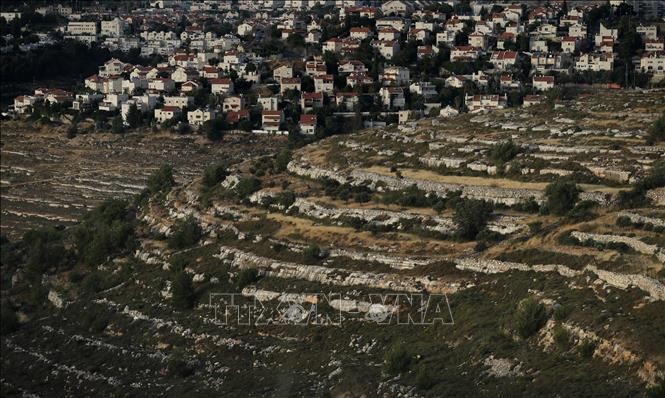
[0,121,287,237]
[1,91,664,397]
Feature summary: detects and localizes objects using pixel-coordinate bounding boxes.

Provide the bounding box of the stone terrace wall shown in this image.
[287,157,612,206]
[216,246,459,294]
[454,258,665,301]
[570,231,665,262]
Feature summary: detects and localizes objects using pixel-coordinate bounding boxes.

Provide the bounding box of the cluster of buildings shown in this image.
[6,0,665,129]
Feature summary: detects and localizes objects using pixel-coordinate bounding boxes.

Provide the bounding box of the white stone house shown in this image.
[154,106,181,123]
[210,78,234,95]
[465,94,507,112]
[532,75,555,91]
[187,109,217,126]
[223,96,245,112]
[148,78,175,92]
[273,65,293,81]
[381,66,410,86]
[299,114,317,135]
[640,52,665,74]
[379,87,405,109]
[258,96,279,111]
[164,96,194,108]
[262,110,284,131]
[314,75,334,94]
[575,53,614,72]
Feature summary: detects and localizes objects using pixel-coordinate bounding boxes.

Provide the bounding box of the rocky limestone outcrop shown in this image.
[328,248,434,270]
[287,157,612,206]
[617,212,665,228]
[216,246,459,294]
[251,195,524,235]
[570,231,665,262]
[646,187,665,206]
[241,286,399,315]
[539,319,658,385]
[419,156,466,169]
[454,257,665,301]
[48,290,65,308]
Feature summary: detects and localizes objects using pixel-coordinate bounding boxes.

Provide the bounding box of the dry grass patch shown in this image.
[266,212,466,255]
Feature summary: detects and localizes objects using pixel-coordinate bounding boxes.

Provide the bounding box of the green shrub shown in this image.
[646,112,665,144]
[515,197,541,213]
[276,191,296,208]
[566,200,596,222]
[577,338,596,358]
[168,216,202,250]
[553,304,571,320]
[166,351,195,378]
[647,372,665,398]
[81,272,105,295]
[615,216,632,227]
[147,165,176,195]
[414,368,436,390]
[235,177,262,200]
[432,200,445,213]
[201,163,228,188]
[74,199,136,266]
[111,115,124,134]
[489,139,521,165]
[453,199,494,240]
[274,149,292,172]
[382,184,433,207]
[303,244,321,260]
[81,306,111,333]
[203,117,226,142]
[528,221,543,234]
[66,124,78,138]
[0,235,21,269]
[237,268,259,289]
[515,297,548,338]
[22,228,69,279]
[321,178,373,203]
[545,180,580,216]
[618,160,665,208]
[552,325,571,350]
[171,270,196,310]
[82,308,110,333]
[0,300,19,335]
[383,344,410,374]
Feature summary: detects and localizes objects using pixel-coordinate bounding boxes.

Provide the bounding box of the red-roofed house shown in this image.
[347,73,374,87]
[451,46,480,62]
[210,78,234,95]
[262,110,283,131]
[377,40,400,60]
[465,94,507,112]
[14,95,37,114]
[148,78,175,92]
[299,114,317,135]
[338,60,367,74]
[226,109,250,125]
[280,78,301,94]
[314,75,334,94]
[490,51,518,70]
[533,75,555,91]
[523,95,545,107]
[301,92,324,111]
[155,106,181,123]
[350,27,372,40]
[378,27,400,41]
[181,80,200,93]
[561,36,580,53]
[417,45,438,59]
